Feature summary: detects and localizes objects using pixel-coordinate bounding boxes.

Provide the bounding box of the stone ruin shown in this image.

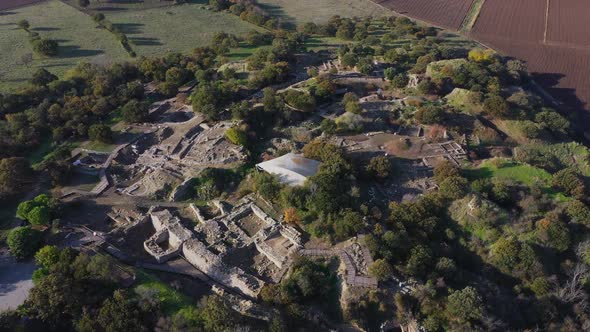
[119,120,247,198]
[301,235,378,288]
[142,196,303,298]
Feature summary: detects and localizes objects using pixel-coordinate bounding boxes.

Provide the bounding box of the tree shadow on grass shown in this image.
[58,45,104,59]
[130,37,162,46]
[256,2,297,30]
[113,22,144,35]
[32,27,60,32]
[95,7,127,12]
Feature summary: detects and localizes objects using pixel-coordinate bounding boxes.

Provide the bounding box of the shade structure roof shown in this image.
[256,153,321,186]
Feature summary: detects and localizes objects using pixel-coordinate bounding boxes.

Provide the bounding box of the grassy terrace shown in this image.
[257,0,383,27]
[106,2,263,58]
[0,0,129,92]
[465,159,569,201]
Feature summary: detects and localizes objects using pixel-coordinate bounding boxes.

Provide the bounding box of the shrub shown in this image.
[483,95,510,118]
[121,99,148,123]
[88,124,113,143]
[225,127,248,147]
[366,156,392,179]
[368,259,393,282]
[552,167,585,198]
[32,38,59,57]
[7,226,42,260]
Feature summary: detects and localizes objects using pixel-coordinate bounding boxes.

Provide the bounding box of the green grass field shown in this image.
[106,2,263,58]
[134,269,195,315]
[257,0,384,27]
[465,159,569,201]
[0,0,129,92]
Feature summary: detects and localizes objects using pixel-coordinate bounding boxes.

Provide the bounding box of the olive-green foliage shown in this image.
[366,155,392,179]
[565,200,590,226]
[483,95,510,118]
[446,287,483,324]
[280,257,336,303]
[225,127,248,147]
[284,90,316,112]
[368,259,393,282]
[0,157,32,200]
[414,105,446,125]
[121,99,148,123]
[490,237,536,275]
[253,172,282,200]
[552,167,586,199]
[88,124,113,143]
[7,226,42,260]
[16,194,54,226]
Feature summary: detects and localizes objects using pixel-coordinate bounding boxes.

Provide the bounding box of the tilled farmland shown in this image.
[374,0,474,30]
[470,0,590,125]
[547,0,590,46]
[375,0,590,127]
[0,0,45,11]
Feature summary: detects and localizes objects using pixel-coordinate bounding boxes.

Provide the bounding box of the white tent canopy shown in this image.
[256,153,321,186]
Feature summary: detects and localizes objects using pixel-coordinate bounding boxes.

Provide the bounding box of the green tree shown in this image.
[483,95,510,118]
[35,245,60,269]
[16,200,37,220]
[88,124,113,143]
[30,68,57,86]
[366,155,392,179]
[27,205,51,226]
[415,105,445,125]
[17,19,30,31]
[165,67,188,87]
[552,167,586,199]
[446,287,483,324]
[224,127,248,147]
[565,200,590,226]
[368,259,393,282]
[122,99,148,123]
[433,160,460,184]
[253,172,282,200]
[0,157,32,199]
[405,245,432,278]
[438,176,468,200]
[345,101,362,114]
[97,290,148,332]
[32,38,59,57]
[7,226,42,260]
[200,296,238,332]
[333,209,364,240]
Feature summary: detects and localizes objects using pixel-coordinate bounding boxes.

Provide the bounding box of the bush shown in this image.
[552,167,585,198]
[7,226,42,260]
[253,172,281,200]
[32,38,59,57]
[368,259,393,282]
[284,90,316,112]
[483,95,510,118]
[366,156,392,179]
[16,194,54,226]
[414,105,445,124]
[121,99,148,123]
[224,127,248,147]
[88,124,113,143]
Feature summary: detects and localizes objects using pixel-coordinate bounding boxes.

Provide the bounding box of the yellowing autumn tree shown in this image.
[283,207,300,224]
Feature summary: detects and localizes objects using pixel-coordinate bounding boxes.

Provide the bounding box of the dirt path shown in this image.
[0,251,37,311]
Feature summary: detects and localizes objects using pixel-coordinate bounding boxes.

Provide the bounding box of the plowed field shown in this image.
[470,0,590,125]
[375,0,474,30]
[374,0,590,127]
[547,0,590,46]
